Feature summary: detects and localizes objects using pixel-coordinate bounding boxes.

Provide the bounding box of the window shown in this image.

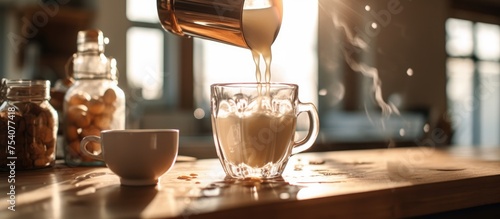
[126,0,158,23]
[126,27,164,100]
[446,18,500,146]
[126,0,173,104]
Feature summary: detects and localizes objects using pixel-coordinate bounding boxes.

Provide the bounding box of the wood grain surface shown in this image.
[1,147,499,218]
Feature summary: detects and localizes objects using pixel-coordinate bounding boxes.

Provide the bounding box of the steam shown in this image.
[322,2,400,118]
[342,50,400,117]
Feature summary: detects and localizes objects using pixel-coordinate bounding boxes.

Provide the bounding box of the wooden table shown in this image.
[1,147,500,218]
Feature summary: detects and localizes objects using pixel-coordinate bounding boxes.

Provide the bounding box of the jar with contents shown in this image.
[63,29,125,166]
[0,79,58,170]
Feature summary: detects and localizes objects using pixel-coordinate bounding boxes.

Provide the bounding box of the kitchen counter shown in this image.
[1,147,500,218]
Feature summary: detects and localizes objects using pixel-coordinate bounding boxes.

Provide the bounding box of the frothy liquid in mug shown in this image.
[214,3,289,169]
[215,113,296,167]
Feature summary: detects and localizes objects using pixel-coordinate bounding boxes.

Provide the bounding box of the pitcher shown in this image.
[157,0,283,49]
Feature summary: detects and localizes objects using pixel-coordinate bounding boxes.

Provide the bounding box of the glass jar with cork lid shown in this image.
[0,79,58,170]
[63,29,125,166]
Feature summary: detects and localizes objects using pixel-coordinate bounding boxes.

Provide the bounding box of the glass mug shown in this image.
[211,83,319,179]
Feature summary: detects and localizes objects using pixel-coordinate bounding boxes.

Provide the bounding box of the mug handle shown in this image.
[292,102,320,154]
[80,135,104,161]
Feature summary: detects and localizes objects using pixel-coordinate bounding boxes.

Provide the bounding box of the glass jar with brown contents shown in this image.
[0,79,58,170]
[63,29,125,166]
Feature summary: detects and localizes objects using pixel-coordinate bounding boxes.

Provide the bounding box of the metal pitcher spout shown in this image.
[157,0,283,49]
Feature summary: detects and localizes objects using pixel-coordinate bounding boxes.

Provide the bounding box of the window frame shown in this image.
[126,15,194,110]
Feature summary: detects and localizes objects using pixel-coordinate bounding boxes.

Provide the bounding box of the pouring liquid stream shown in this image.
[212,2,290,169]
[242,2,282,100]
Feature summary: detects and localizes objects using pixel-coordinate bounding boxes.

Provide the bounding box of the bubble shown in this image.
[399,128,406,137]
[193,108,205,119]
[365,5,371,11]
[423,123,430,133]
[318,89,328,96]
[233,93,248,113]
[279,193,290,199]
[406,68,414,76]
[273,100,293,114]
[219,101,233,115]
[236,99,248,110]
[371,22,378,29]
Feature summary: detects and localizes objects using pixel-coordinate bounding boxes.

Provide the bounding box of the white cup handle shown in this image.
[292,102,320,154]
[80,135,104,161]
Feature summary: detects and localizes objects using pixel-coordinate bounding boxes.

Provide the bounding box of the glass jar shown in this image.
[63,29,125,166]
[0,79,58,170]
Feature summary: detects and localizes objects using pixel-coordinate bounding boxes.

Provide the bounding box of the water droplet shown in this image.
[423,123,430,133]
[279,193,290,199]
[318,88,328,96]
[371,22,378,29]
[365,5,371,11]
[193,108,205,119]
[399,128,406,136]
[76,187,96,196]
[406,68,414,76]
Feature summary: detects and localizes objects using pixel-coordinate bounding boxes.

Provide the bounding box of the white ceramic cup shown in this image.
[80,129,179,186]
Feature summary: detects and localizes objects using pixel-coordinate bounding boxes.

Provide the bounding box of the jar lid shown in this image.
[5,79,50,100]
[77,29,105,53]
